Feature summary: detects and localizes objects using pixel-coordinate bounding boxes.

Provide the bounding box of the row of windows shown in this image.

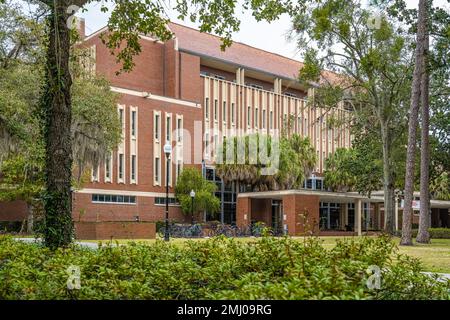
[154,115,183,142]
[153,111,184,186]
[205,98,236,124]
[154,197,179,205]
[206,98,314,133]
[92,194,136,204]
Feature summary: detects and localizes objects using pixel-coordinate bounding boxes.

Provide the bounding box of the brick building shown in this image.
[1,21,449,238]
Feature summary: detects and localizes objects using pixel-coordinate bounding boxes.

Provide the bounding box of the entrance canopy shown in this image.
[238,189,385,204]
[236,189,450,236]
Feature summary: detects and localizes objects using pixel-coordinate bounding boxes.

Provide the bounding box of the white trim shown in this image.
[77,188,175,198]
[83,27,164,44]
[83,27,108,42]
[111,86,201,108]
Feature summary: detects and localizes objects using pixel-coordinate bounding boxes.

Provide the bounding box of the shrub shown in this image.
[0,235,448,300]
[428,228,450,239]
[395,228,450,239]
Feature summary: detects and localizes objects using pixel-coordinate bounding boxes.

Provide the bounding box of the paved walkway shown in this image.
[14,238,107,249]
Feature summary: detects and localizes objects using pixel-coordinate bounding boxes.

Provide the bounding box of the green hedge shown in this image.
[397,228,450,239]
[428,228,450,239]
[0,235,448,300]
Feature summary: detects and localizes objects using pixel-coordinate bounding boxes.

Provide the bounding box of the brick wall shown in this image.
[74,221,156,240]
[0,200,28,222]
[72,193,189,223]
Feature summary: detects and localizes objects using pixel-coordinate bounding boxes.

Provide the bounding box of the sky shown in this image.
[79,0,449,62]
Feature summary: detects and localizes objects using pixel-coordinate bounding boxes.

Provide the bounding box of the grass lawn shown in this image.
[80,236,450,274]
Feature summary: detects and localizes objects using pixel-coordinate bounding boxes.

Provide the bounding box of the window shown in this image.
[214,100,218,121]
[155,114,160,140]
[176,160,182,179]
[177,118,182,142]
[213,74,225,80]
[298,116,302,133]
[119,109,124,128]
[285,92,297,98]
[118,154,124,181]
[270,111,273,129]
[262,110,266,129]
[155,157,160,183]
[247,106,251,126]
[316,179,323,191]
[223,101,226,123]
[131,110,136,137]
[247,83,263,90]
[166,114,171,142]
[131,155,136,181]
[205,133,210,157]
[255,108,259,128]
[92,166,99,182]
[92,194,136,204]
[205,97,209,119]
[231,103,235,124]
[105,153,112,182]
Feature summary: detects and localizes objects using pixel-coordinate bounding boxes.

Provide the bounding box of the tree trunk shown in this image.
[401,0,428,246]
[41,2,74,249]
[27,203,34,234]
[381,122,396,235]
[417,32,431,244]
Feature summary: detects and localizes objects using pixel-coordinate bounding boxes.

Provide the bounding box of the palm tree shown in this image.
[216,133,317,192]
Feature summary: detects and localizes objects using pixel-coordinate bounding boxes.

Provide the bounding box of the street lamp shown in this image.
[190,189,196,225]
[164,141,172,242]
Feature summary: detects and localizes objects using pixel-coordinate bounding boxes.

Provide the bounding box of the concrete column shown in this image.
[355,199,362,236]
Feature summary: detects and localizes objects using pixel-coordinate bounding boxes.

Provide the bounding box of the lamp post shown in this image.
[164,142,172,242]
[190,189,196,225]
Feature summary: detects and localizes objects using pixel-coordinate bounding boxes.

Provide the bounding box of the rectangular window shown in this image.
[316,179,323,191]
[270,111,273,129]
[155,114,160,140]
[205,133,210,157]
[118,154,124,181]
[177,118,182,142]
[155,157,160,183]
[105,153,112,182]
[119,109,124,128]
[131,110,136,137]
[214,100,218,121]
[131,155,136,181]
[223,101,226,123]
[205,97,209,119]
[166,114,171,142]
[231,103,235,124]
[176,160,182,179]
[262,110,266,129]
[247,106,251,126]
[92,194,136,204]
[92,166,99,182]
[255,108,259,128]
